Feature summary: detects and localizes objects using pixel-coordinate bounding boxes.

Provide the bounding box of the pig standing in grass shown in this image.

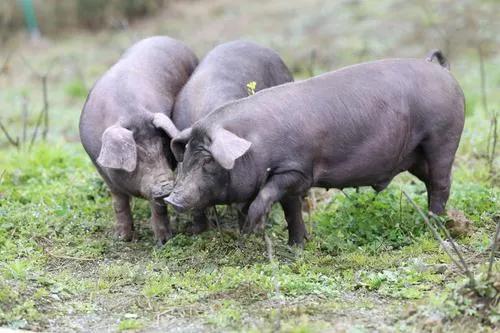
[165,50,465,246]
[155,40,293,233]
[79,36,198,245]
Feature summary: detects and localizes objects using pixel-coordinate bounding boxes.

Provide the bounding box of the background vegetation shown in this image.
[0,0,498,332]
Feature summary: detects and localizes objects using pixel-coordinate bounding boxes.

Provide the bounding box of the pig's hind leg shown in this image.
[112,192,134,241]
[425,146,456,215]
[411,137,459,215]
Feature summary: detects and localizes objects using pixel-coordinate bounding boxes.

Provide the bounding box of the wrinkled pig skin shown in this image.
[169,40,293,234]
[167,52,465,246]
[79,36,198,245]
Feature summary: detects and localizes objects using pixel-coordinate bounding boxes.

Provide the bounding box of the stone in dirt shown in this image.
[445,208,473,238]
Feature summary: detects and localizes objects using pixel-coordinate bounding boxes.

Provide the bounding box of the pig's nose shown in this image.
[151,182,174,199]
[164,195,187,212]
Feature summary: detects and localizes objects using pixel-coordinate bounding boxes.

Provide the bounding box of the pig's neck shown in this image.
[226,155,262,204]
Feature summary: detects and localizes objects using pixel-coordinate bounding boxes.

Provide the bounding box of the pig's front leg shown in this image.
[280,195,307,246]
[185,209,209,235]
[243,172,308,238]
[112,192,134,241]
[150,200,173,246]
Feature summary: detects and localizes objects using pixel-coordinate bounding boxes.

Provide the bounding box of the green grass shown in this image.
[0,135,498,331]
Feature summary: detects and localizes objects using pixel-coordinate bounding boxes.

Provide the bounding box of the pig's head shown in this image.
[165,126,252,211]
[96,112,180,199]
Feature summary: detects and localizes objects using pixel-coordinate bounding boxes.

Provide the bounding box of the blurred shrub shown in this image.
[0,0,167,36]
[76,0,108,30]
[64,80,87,99]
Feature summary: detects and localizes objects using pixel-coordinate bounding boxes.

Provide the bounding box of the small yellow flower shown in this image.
[246,81,257,95]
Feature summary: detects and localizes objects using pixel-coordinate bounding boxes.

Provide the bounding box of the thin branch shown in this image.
[478,45,489,115]
[21,55,56,146]
[212,206,223,239]
[41,75,49,140]
[69,55,87,90]
[29,106,46,150]
[0,50,13,75]
[403,191,475,286]
[0,119,19,148]
[46,251,97,261]
[487,215,500,280]
[264,232,282,332]
[489,110,498,180]
[478,45,492,160]
[341,189,352,200]
[430,212,475,286]
[308,49,317,77]
[21,94,29,145]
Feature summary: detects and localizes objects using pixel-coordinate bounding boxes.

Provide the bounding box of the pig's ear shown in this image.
[152,113,179,139]
[171,128,192,162]
[209,129,251,170]
[97,125,137,172]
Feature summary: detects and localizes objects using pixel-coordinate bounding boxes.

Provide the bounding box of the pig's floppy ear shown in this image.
[97,125,137,172]
[209,129,251,170]
[152,113,179,139]
[171,128,192,162]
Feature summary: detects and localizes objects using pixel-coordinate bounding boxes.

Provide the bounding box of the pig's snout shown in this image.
[151,181,174,199]
[164,194,188,212]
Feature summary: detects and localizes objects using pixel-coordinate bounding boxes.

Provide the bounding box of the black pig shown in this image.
[166,51,465,245]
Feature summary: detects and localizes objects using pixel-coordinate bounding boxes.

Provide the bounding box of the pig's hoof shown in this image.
[154,232,173,247]
[241,224,255,234]
[288,238,305,248]
[115,229,134,242]
[185,223,209,235]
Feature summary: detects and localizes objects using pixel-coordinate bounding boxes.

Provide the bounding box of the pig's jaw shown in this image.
[164,194,188,212]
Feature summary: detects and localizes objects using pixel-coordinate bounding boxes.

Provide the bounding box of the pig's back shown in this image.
[80,36,198,159]
[172,40,292,130]
[211,58,464,187]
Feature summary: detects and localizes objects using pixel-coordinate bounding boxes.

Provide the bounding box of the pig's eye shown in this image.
[202,156,213,166]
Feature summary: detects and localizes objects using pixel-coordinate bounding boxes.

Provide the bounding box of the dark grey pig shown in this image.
[172,40,293,130]
[166,50,465,245]
[79,36,198,245]
[160,40,293,233]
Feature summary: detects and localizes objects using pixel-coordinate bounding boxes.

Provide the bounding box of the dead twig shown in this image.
[69,55,87,90]
[41,75,49,140]
[430,212,475,285]
[488,110,498,180]
[0,50,13,75]
[487,215,500,280]
[29,105,46,150]
[46,251,97,261]
[0,119,19,148]
[341,189,352,200]
[308,49,317,77]
[403,191,475,287]
[264,232,282,332]
[212,206,223,236]
[21,55,56,143]
[21,94,29,145]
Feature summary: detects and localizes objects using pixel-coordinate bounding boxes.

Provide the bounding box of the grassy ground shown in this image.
[1,0,499,332]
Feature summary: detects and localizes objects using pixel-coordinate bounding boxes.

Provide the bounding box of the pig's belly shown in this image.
[313,145,416,190]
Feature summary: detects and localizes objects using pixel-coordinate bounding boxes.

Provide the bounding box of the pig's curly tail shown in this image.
[426,49,450,70]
